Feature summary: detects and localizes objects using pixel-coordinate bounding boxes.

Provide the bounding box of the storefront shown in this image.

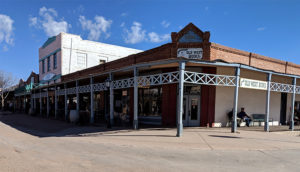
[11,23,300,137]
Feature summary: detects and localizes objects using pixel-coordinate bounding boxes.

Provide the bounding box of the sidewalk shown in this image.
[1,112,300,172]
[0,112,300,151]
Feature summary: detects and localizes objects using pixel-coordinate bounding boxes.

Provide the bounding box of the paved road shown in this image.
[0,112,300,172]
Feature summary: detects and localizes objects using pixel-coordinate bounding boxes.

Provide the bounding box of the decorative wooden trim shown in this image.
[171,23,210,43]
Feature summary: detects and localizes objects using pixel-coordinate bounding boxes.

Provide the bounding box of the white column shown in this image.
[39,89,42,115]
[46,88,49,117]
[177,61,185,137]
[109,73,114,126]
[64,83,68,121]
[90,77,94,123]
[23,95,26,111]
[33,90,36,112]
[290,77,297,131]
[13,97,16,112]
[55,86,58,119]
[133,67,139,129]
[264,73,272,132]
[18,96,20,111]
[231,67,240,133]
[76,81,79,113]
[30,92,33,113]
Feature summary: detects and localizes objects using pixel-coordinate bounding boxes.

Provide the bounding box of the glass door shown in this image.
[183,95,200,126]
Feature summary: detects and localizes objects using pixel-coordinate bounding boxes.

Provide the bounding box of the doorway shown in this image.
[183,95,200,126]
[280,93,287,125]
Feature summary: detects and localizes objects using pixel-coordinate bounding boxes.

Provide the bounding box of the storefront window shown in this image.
[138,86,162,117]
[294,102,300,121]
[184,85,201,94]
[94,92,105,123]
[114,89,130,125]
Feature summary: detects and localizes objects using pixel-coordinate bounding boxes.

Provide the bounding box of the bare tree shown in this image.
[0,70,16,110]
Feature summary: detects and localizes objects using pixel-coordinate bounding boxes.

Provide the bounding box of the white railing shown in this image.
[138,71,180,87]
[113,78,134,89]
[184,71,236,86]
[67,87,76,95]
[270,82,294,93]
[78,85,91,93]
[26,71,300,97]
[56,89,66,96]
[93,83,107,91]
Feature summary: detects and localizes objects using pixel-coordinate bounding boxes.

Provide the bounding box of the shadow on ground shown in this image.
[2,111,299,138]
[238,125,300,132]
[209,135,241,139]
[0,112,176,138]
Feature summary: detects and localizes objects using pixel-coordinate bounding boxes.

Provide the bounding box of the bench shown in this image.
[252,114,273,126]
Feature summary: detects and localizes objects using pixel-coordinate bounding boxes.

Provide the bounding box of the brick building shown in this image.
[12,23,300,136]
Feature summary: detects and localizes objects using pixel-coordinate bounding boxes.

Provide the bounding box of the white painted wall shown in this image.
[215,86,281,126]
[39,32,142,84]
[60,33,142,75]
[214,67,287,126]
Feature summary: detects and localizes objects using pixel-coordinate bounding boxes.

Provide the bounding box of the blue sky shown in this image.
[0,0,300,80]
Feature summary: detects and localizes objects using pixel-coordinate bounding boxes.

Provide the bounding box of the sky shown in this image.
[0,0,300,81]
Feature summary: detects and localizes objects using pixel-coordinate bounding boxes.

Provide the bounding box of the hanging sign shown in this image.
[42,73,55,81]
[177,48,203,59]
[240,78,267,90]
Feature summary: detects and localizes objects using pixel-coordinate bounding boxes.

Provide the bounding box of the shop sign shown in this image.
[240,78,267,90]
[42,73,55,81]
[177,48,203,59]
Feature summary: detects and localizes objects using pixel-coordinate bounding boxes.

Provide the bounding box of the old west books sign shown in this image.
[240,78,267,90]
[177,48,203,59]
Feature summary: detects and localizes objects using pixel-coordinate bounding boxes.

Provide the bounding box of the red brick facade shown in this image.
[161,84,177,126]
[200,67,216,127]
[210,42,300,75]
[58,23,300,127]
[62,23,300,83]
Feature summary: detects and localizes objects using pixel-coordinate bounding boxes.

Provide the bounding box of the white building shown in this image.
[38,32,142,84]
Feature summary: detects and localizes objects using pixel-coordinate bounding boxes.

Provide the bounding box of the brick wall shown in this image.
[161,84,177,126]
[210,43,250,65]
[286,62,300,75]
[200,67,216,127]
[210,42,300,76]
[250,53,286,73]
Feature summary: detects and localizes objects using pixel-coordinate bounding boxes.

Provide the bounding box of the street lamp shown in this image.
[105,79,111,88]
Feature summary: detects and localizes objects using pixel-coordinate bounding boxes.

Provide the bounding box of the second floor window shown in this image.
[53,53,57,69]
[77,52,87,69]
[99,59,106,64]
[47,56,50,71]
[42,60,45,73]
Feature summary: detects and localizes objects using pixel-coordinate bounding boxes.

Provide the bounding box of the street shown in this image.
[0,112,300,172]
